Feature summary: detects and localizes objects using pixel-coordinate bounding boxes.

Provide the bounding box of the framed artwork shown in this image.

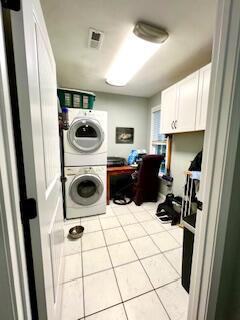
[116,127,134,144]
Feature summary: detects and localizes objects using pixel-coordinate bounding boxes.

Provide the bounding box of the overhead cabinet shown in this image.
[160,63,211,134]
[175,71,199,133]
[160,84,178,134]
[196,64,211,130]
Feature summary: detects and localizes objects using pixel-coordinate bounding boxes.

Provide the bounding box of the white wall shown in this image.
[171,132,204,196]
[94,92,149,159]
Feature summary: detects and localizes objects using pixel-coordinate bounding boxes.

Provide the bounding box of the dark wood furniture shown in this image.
[133,155,164,206]
[107,166,136,205]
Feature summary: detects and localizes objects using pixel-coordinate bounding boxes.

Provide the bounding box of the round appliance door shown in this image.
[69,173,104,206]
[68,118,104,153]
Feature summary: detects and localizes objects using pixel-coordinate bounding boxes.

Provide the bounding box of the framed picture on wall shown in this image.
[116,127,134,144]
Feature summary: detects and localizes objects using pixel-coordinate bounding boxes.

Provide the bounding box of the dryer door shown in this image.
[70,173,104,206]
[68,118,104,153]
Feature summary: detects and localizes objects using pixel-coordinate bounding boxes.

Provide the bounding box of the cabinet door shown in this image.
[160,84,177,134]
[196,63,211,130]
[175,71,199,132]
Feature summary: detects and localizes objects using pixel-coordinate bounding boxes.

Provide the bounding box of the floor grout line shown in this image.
[80,231,86,319]
[84,263,113,278]
[155,277,182,291]
[83,287,162,319]
[115,211,173,320]
[98,215,129,320]
[63,237,181,260]
[61,247,182,286]
[63,229,182,258]
[62,203,185,319]
[61,266,181,299]
[84,301,126,319]
[83,278,184,319]
[144,225,183,277]
[163,251,182,277]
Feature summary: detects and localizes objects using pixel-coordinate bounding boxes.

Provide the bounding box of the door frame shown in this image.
[149,105,161,153]
[0,6,31,319]
[188,0,240,319]
[1,0,240,319]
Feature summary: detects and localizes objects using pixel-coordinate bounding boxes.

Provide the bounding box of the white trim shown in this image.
[151,105,161,113]
[189,0,240,319]
[0,9,31,319]
[149,105,161,153]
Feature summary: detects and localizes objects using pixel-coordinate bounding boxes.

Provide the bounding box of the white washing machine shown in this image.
[65,166,106,219]
[64,109,107,166]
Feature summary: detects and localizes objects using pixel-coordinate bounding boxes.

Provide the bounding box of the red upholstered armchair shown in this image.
[133,155,164,206]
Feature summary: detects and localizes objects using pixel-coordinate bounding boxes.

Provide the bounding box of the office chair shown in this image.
[133,154,164,206]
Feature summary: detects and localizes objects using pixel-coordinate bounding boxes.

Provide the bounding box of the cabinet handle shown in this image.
[174,120,177,129]
[171,121,174,129]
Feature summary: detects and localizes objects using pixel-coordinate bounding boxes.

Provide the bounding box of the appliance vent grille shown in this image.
[88,28,104,50]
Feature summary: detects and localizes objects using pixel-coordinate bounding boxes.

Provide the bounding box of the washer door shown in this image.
[68,118,104,153]
[69,173,103,206]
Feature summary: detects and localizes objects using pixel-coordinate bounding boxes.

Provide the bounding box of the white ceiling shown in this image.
[40,0,216,98]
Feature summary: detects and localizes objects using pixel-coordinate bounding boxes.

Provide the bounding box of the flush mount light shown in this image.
[106,22,168,87]
[133,22,169,44]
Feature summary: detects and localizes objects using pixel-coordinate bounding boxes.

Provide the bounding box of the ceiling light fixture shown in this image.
[106,22,169,87]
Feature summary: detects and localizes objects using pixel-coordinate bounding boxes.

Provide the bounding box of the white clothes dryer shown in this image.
[65,166,106,219]
[64,109,107,166]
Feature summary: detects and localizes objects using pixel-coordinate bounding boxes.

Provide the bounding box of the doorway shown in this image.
[1,0,240,319]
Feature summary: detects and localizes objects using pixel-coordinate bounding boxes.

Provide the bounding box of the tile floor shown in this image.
[61,201,189,320]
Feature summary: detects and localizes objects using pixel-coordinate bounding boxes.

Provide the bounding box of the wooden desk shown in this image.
[107,166,136,205]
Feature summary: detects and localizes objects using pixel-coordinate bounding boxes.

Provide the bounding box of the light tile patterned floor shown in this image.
[61,201,189,320]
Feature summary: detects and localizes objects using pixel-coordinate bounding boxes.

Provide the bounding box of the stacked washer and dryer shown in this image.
[64,109,107,219]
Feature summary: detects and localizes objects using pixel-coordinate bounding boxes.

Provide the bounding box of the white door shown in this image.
[196,63,211,131]
[0,8,31,319]
[175,71,199,132]
[10,0,64,319]
[160,84,177,134]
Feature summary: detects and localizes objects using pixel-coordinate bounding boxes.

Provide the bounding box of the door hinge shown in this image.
[20,198,37,221]
[60,176,67,183]
[1,0,20,11]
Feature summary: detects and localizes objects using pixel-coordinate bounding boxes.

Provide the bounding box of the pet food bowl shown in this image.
[68,226,84,239]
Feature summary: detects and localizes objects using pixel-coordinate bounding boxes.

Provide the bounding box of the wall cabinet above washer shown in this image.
[160,63,211,134]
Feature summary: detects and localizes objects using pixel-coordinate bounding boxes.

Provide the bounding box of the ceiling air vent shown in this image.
[88,28,104,50]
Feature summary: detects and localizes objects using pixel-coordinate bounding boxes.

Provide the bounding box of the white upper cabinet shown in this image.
[160,63,211,134]
[196,63,211,131]
[160,84,177,134]
[175,71,199,133]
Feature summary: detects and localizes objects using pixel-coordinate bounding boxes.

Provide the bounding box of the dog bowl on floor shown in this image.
[68,226,84,239]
